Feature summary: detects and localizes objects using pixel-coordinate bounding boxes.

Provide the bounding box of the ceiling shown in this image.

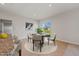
[0,3,79,20]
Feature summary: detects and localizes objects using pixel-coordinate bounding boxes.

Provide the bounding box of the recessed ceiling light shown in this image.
[49,4,52,7]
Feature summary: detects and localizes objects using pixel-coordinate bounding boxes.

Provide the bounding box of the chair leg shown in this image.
[28,36,29,42]
[48,38,50,45]
[40,41,42,52]
[53,40,55,46]
[33,40,34,51]
[19,49,21,56]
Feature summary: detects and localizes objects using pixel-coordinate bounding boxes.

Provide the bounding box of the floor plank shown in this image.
[21,39,79,56]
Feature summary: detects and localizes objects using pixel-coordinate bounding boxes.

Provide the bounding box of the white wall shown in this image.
[1,7,79,45]
[0,9,38,39]
[40,8,79,45]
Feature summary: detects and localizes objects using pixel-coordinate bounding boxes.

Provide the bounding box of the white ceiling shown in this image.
[0,3,79,20]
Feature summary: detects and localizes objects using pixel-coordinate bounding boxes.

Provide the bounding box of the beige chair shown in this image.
[27,33,33,42]
[48,33,56,45]
[32,34,43,52]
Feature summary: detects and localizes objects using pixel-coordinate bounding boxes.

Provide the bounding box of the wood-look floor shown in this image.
[21,39,79,56]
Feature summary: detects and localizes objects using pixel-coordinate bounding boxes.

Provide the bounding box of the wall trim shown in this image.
[58,39,79,45]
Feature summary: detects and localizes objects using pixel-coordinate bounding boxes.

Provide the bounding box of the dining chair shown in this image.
[27,33,33,42]
[32,34,43,52]
[48,33,56,45]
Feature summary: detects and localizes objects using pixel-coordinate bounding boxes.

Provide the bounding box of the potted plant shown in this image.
[37,28,43,34]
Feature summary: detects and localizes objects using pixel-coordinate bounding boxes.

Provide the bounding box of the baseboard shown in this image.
[57,39,79,45]
[21,38,79,45]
